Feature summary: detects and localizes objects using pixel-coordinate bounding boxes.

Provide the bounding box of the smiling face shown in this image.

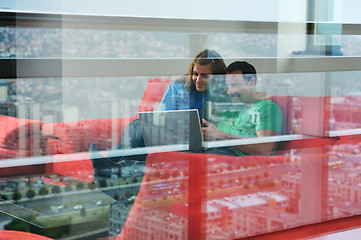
[192,63,213,92]
[226,70,255,103]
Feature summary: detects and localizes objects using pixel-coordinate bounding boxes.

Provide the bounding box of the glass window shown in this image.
[2,1,361,239]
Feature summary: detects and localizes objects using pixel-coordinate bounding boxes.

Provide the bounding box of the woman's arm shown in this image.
[158,82,182,111]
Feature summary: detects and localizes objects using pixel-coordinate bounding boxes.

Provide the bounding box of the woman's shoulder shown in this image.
[169,77,189,91]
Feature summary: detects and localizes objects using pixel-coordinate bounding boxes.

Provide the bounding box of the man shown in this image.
[202,61,283,156]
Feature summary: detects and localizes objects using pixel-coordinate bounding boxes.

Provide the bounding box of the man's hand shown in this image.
[202,120,280,155]
[202,119,227,141]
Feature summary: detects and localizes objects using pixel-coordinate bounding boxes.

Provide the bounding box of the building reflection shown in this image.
[2,89,361,238]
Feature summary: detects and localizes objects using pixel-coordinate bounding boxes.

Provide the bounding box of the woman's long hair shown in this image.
[187,49,227,82]
[183,49,229,101]
[175,49,231,122]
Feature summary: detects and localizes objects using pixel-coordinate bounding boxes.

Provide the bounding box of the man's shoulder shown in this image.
[254,99,280,109]
[256,98,275,104]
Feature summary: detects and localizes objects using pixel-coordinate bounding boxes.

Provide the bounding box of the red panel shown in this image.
[43,116,135,154]
[45,152,94,183]
[0,115,44,149]
[0,230,53,240]
[0,147,30,160]
[136,78,171,117]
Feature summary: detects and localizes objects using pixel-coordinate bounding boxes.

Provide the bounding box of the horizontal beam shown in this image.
[329,128,361,137]
[1,56,360,78]
[0,11,278,34]
[342,23,361,35]
[0,11,361,36]
[0,134,324,169]
[0,11,278,33]
[239,214,361,240]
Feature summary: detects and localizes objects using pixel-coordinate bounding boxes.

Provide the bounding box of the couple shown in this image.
[90,49,283,178]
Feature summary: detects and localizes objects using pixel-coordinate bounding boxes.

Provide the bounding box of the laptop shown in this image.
[138,109,204,151]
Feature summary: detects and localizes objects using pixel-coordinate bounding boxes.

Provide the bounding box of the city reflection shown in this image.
[2,75,361,238]
[2,115,361,239]
[1,17,361,240]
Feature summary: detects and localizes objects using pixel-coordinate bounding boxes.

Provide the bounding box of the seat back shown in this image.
[136,77,171,117]
[0,115,47,158]
[266,95,294,135]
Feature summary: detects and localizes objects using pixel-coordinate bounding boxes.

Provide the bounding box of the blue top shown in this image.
[158,81,208,120]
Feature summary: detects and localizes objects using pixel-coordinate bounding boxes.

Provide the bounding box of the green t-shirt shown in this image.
[216,99,284,155]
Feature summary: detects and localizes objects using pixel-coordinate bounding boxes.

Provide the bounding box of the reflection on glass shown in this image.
[3,69,361,236]
[2,8,361,240]
[1,27,189,59]
[3,140,361,239]
[209,33,277,58]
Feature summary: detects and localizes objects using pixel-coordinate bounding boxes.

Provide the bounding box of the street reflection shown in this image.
[2,78,361,238]
[1,130,361,239]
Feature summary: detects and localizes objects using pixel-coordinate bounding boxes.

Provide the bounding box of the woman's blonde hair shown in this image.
[185,49,227,90]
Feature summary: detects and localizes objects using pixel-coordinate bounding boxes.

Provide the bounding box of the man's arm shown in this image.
[232,129,278,155]
[201,119,279,155]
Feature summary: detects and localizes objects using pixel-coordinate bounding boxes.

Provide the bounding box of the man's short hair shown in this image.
[226,61,257,82]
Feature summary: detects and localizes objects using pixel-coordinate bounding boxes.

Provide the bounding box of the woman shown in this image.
[158,49,228,121]
[88,50,229,237]
[90,49,228,176]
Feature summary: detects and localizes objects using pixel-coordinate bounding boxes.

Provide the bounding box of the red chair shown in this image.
[0,115,46,160]
[43,78,171,183]
[0,230,53,240]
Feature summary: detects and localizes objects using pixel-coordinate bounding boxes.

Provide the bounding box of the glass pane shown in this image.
[2,4,361,239]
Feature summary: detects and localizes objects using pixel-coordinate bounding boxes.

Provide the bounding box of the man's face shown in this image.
[226,70,254,103]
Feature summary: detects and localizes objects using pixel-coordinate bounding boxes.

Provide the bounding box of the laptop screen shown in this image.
[139,109,203,151]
